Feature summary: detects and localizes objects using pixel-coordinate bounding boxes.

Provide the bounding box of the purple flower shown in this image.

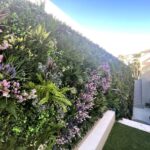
[100,63,110,73]
[0,63,17,78]
[57,63,111,146]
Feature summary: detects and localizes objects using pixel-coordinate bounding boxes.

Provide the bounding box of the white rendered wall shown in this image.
[132,107,150,124]
[134,80,142,107]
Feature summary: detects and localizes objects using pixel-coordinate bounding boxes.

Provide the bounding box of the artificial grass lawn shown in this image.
[103,122,150,150]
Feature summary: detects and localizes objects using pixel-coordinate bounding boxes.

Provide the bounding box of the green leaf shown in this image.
[28,82,35,88]
[12,127,21,134]
[0,99,7,110]
[39,92,49,105]
[6,102,17,119]
[61,87,70,94]
[36,73,44,83]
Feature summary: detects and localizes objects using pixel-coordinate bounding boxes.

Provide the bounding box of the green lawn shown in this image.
[103,122,150,150]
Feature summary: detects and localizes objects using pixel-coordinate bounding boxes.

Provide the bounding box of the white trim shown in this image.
[118,118,150,133]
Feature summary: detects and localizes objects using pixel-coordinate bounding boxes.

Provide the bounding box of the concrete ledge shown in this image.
[119,118,150,133]
[75,110,115,150]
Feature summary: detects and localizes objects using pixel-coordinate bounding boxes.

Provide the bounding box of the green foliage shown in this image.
[28,74,71,112]
[0,0,56,80]
[0,0,134,149]
[3,24,56,80]
[0,101,66,149]
[0,99,17,118]
[106,65,134,119]
[0,76,70,149]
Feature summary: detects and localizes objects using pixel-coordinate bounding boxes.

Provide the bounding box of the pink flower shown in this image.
[13,88,18,94]
[2,90,10,97]
[0,41,9,50]
[1,80,10,88]
[0,55,3,63]
[22,90,29,97]
[0,29,2,33]
[17,95,24,103]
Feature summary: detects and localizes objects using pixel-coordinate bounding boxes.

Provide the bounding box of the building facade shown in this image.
[133,50,150,124]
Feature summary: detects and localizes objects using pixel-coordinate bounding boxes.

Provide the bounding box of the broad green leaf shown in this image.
[6,102,17,119]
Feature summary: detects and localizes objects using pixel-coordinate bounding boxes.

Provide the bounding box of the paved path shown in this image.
[118,118,150,133]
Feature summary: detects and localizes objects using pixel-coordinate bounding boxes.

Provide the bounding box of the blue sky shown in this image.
[52,0,150,33]
[46,0,150,56]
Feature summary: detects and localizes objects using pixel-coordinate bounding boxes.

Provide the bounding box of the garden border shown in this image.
[119,118,150,133]
[74,110,115,150]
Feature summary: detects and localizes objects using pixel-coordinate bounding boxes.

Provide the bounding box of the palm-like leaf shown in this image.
[28,74,72,112]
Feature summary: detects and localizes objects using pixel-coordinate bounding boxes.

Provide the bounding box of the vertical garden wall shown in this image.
[0,0,134,149]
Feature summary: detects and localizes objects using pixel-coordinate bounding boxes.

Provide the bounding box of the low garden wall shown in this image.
[75,110,115,150]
